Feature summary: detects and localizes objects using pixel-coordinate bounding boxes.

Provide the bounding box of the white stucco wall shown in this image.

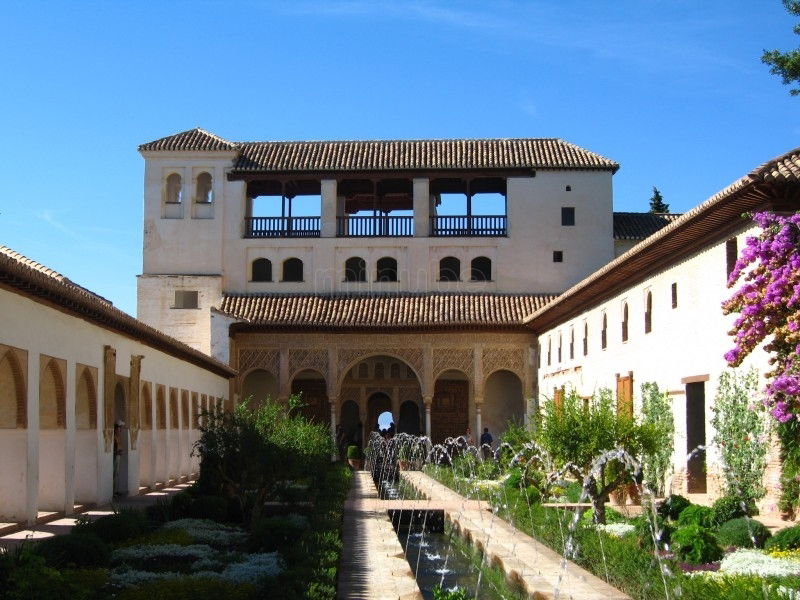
[535,225,775,504]
[0,286,230,523]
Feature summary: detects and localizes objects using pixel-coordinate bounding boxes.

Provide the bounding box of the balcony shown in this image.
[245,216,321,238]
[430,215,507,237]
[337,215,414,237]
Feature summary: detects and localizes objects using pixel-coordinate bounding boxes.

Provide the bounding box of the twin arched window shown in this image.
[282,258,303,282]
[252,258,272,282]
[439,256,492,282]
[345,257,366,282]
[165,172,213,204]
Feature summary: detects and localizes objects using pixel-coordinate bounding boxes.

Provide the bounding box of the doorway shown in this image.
[113,382,129,496]
[686,382,707,493]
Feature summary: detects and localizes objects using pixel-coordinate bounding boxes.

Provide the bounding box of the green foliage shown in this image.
[73,509,147,544]
[648,186,669,213]
[170,490,195,519]
[764,523,800,551]
[716,517,772,548]
[677,504,715,528]
[639,382,674,496]
[536,388,661,523]
[120,527,193,547]
[33,533,109,568]
[671,524,724,564]
[0,545,107,600]
[433,585,469,600]
[346,445,361,459]
[249,515,310,552]
[711,494,757,526]
[188,495,229,522]
[631,513,673,549]
[195,396,334,525]
[711,368,770,503]
[657,494,691,521]
[777,418,800,515]
[762,0,800,95]
[563,480,584,503]
[116,576,256,600]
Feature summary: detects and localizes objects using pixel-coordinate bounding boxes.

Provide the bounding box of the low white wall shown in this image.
[0,430,27,521]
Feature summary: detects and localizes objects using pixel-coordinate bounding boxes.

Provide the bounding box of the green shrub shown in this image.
[433,585,470,600]
[116,576,256,600]
[170,490,196,519]
[250,515,310,552]
[677,504,715,528]
[188,495,228,522]
[564,481,584,503]
[657,494,691,520]
[631,514,672,549]
[716,517,772,549]
[711,494,757,526]
[33,533,109,568]
[73,510,147,544]
[145,497,172,525]
[580,505,626,526]
[120,527,193,547]
[60,567,109,598]
[346,445,360,459]
[764,524,800,551]
[671,524,724,564]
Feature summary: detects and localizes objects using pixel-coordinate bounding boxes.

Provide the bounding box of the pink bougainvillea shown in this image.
[723,212,800,422]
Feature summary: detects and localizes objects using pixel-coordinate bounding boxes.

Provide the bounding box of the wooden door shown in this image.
[431,380,468,444]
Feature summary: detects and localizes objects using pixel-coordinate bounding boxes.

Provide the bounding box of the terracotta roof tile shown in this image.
[138,129,619,173]
[139,128,237,152]
[216,292,556,330]
[232,138,618,174]
[613,212,684,240]
[0,245,234,377]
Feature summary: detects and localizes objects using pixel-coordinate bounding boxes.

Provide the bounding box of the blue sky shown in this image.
[0,1,797,316]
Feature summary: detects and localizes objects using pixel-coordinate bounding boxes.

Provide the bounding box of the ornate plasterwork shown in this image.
[432,347,473,379]
[399,386,422,406]
[337,347,424,382]
[238,348,280,376]
[288,349,328,378]
[482,347,526,382]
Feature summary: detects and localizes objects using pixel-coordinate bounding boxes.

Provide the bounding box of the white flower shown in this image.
[595,523,636,538]
[162,519,248,546]
[112,543,216,563]
[720,549,800,577]
[216,552,283,583]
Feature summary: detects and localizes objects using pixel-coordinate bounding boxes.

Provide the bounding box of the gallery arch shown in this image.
[0,347,26,429]
[291,369,329,424]
[39,356,66,511]
[482,369,524,440]
[431,369,469,444]
[241,368,279,406]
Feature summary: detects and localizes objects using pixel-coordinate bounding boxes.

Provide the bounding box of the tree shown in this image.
[195,396,334,526]
[648,186,669,213]
[762,0,800,96]
[640,382,674,497]
[536,388,660,524]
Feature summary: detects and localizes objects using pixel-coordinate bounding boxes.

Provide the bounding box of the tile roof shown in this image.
[525,147,800,332]
[139,129,619,174]
[613,212,684,240]
[0,245,234,377]
[216,292,556,331]
[138,128,238,152]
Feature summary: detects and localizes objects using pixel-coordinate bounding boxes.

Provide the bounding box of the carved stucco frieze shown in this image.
[482,347,526,382]
[432,347,474,379]
[337,347,424,381]
[238,348,280,377]
[288,348,328,378]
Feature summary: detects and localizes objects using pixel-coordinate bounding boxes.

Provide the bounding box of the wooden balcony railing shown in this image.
[430,215,507,237]
[337,215,414,237]
[245,216,321,238]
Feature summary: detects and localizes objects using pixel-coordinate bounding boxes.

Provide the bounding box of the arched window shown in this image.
[569,328,575,360]
[344,257,366,282]
[439,256,460,281]
[165,173,182,204]
[374,363,385,379]
[156,387,166,430]
[470,256,492,281]
[644,292,653,334]
[583,323,588,356]
[196,172,213,203]
[601,314,608,350]
[390,363,400,379]
[282,258,303,282]
[377,257,398,282]
[547,338,552,366]
[252,258,272,282]
[358,363,369,378]
[622,303,629,342]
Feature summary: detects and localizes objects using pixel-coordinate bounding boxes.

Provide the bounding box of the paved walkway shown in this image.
[0,482,194,551]
[401,471,631,600]
[338,471,423,600]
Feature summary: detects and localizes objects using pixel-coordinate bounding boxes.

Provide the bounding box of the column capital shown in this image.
[423,395,433,408]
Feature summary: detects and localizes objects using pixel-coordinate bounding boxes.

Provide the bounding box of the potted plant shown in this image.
[347,445,362,470]
[398,445,411,471]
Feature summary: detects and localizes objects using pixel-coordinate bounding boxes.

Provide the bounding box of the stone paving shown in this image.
[0,482,193,551]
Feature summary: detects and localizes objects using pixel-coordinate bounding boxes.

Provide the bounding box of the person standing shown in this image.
[480,427,493,459]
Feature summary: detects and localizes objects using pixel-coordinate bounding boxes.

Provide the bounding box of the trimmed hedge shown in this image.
[716,517,771,549]
[33,533,109,568]
[765,524,800,552]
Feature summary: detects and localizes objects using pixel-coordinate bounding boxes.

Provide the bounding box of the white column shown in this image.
[321,179,338,238]
[64,361,76,514]
[424,396,432,438]
[413,178,430,237]
[25,349,40,525]
[475,402,482,443]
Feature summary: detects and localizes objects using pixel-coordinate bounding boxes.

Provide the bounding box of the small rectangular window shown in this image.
[726,238,738,278]
[561,207,575,226]
[173,290,198,309]
[553,250,564,263]
[671,282,678,309]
